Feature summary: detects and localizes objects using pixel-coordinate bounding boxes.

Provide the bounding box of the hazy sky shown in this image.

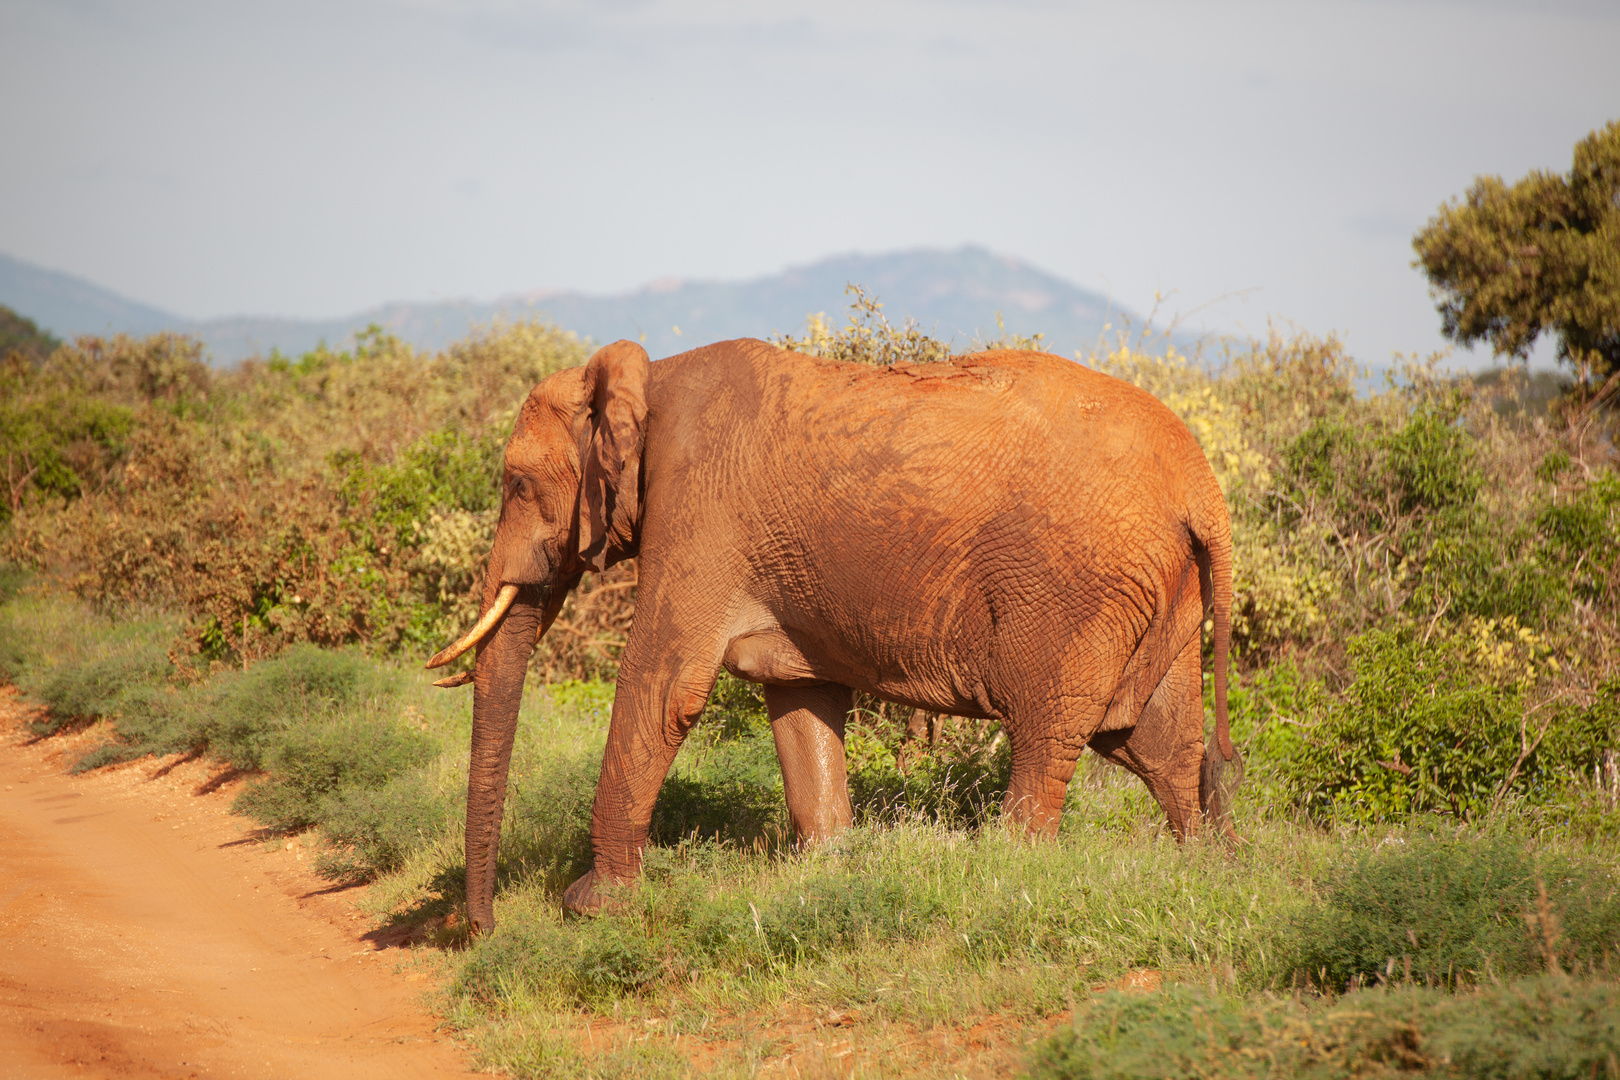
[2,0,1616,366]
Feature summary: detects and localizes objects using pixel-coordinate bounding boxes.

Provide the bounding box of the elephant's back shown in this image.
[652,338,1217,547]
[769,345,1207,506]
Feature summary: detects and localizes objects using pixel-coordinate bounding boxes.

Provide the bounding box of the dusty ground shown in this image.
[0,688,479,1079]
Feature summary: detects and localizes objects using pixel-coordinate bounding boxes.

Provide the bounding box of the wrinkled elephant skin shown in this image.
[433,338,1241,929]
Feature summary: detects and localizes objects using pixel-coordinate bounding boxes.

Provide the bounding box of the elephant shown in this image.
[426,337,1242,931]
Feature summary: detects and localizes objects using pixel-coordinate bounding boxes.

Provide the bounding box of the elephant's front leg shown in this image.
[767,682,854,843]
[562,655,717,914]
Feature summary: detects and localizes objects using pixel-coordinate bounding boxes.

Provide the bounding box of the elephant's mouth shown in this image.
[425,583,521,671]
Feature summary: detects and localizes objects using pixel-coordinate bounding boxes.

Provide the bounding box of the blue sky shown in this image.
[2,0,1616,367]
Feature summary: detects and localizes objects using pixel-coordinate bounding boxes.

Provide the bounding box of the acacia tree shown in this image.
[1413,120,1620,380]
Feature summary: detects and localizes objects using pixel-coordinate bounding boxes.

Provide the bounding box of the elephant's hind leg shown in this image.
[1000,692,1102,839]
[1089,634,1206,838]
[766,683,854,844]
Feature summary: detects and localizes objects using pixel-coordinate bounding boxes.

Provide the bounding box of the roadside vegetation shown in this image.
[1,124,1617,1079]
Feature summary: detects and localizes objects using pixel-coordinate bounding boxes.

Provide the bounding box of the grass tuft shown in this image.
[1029,976,1620,1080]
[1274,831,1620,991]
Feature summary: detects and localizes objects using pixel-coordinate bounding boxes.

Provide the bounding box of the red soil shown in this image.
[0,689,478,1079]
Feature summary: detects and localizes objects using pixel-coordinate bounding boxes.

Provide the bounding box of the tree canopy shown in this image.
[0,304,61,365]
[1413,120,1620,379]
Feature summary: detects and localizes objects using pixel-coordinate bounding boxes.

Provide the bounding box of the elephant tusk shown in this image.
[433,671,474,688]
[425,583,520,669]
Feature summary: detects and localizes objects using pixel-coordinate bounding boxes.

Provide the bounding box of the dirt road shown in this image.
[0,692,479,1079]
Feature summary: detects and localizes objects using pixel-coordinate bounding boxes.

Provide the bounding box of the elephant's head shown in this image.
[425,339,650,934]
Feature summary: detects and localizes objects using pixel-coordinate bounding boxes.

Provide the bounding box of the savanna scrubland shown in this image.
[3,123,1619,1079]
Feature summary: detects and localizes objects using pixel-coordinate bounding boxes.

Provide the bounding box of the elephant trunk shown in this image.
[464,588,542,935]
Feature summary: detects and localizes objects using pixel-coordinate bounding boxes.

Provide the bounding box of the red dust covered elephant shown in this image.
[427,338,1242,930]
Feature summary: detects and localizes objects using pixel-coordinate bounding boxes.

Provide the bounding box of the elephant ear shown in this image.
[577,340,651,572]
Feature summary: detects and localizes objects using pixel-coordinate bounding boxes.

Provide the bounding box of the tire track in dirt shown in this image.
[0,689,479,1079]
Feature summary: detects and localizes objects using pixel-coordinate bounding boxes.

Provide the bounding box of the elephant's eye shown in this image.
[505,475,530,503]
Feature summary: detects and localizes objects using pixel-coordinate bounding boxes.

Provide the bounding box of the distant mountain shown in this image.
[0,247,1139,365]
[0,252,179,340]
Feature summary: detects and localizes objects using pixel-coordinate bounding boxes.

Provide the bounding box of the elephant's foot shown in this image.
[561,866,635,916]
[1001,770,1069,838]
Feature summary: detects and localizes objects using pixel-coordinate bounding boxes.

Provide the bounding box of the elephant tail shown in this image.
[1192,506,1244,834]
[1189,494,1237,765]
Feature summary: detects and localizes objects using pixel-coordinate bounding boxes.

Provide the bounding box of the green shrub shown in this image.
[1383,409,1481,518]
[498,753,601,895]
[1537,472,1620,606]
[32,634,446,880]
[88,682,200,760]
[1436,975,1620,1078]
[0,621,29,685]
[1278,628,1612,822]
[311,771,456,881]
[33,645,172,735]
[543,678,616,720]
[3,321,594,666]
[649,735,787,847]
[1407,457,1620,630]
[1027,976,1620,1080]
[456,872,707,1006]
[750,874,944,962]
[773,283,956,367]
[1536,773,1620,842]
[1283,627,1522,821]
[698,670,771,740]
[573,921,663,998]
[0,597,179,737]
[1413,512,1555,625]
[1277,407,1480,552]
[651,672,785,848]
[0,304,60,363]
[453,918,570,1004]
[454,915,663,1008]
[336,427,503,549]
[0,384,136,525]
[1281,420,1376,523]
[648,672,1015,843]
[232,713,436,831]
[1224,659,1314,765]
[71,741,147,772]
[180,646,393,770]
[0,562,28,605]
[1274,833,1620,990]
[845,712,1011,827]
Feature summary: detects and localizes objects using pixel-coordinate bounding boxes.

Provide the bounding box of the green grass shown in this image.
[1272,829,1620,991]
[375,710,1620,1078]
[0,585,179,735]
[401,793,1620,1078]
[354,695,1619,1078]
[1029,975,1620,1079]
